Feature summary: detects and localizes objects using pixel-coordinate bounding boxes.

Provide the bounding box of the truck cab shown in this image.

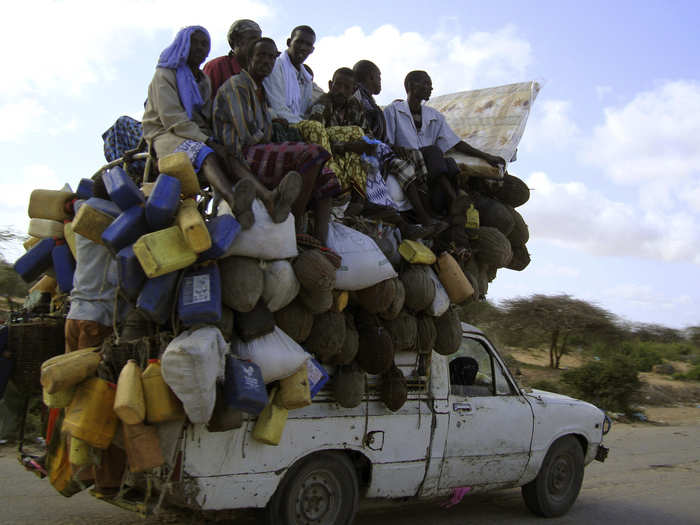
[156,322,608,524]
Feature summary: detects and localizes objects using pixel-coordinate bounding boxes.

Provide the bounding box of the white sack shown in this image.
[326,222,397,291]
[426,266,451,317]
[233,326,310,383]
[262,260,300,312]
[219,198,298,260]
[161,326,227,424]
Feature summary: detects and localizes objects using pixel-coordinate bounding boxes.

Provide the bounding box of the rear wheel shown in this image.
[265,452,359,525]
[522,435,584,517]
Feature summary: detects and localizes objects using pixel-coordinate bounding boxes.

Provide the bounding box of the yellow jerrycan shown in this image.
[142,359,184,423]
[40,347,101,394]
[176,198,212,253]
[399,240,436,264]
[113,360,146,425]
[436,252,474,304]
[277,363,311,410]
[252,388,288,446]
[133,226,197,278]
[62,377,119,449]
[158,152,201,197]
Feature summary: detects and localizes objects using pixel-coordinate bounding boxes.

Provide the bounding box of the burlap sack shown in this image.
[331,312,359,365]
[380,364,407,412]
[355,311,394,374]
[298,286,333,314]
[293,249,336,292]
[274,298,314,343]
[304,311,346,364]
[383,310,417,352]
[379,278,405,321]
[434,306,462,356]
[494,173,529,207]
[473,192,514,237]
[416,314,437,354]
[475,227,512,268]
[234,299,275,342]
[507,244,531,271]
[506,205,529,246]
[355,277,396,314]
[216,307,235,341]
[220,256,263,312]
[400,266,436,313]
[333,365,365,408]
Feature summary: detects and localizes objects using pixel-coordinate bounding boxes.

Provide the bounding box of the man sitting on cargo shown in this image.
[353,60,446,234]
[143,26,265,229]
[384,70,505,217]
[203,19,262,98]
[212,38,340,244]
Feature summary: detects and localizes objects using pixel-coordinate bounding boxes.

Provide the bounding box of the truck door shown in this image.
[439,335,534,489]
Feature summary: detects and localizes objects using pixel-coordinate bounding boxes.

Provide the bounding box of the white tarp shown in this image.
[428,81,540,177]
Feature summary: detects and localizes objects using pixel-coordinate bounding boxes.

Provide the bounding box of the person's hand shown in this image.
[272,118,289,127]
[122,147,139,164]
[487,154,506,168]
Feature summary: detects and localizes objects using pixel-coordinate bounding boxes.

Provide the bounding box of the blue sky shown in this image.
[1,1,698,328]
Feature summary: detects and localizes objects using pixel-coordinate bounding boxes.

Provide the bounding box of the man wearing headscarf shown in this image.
[203,19,262,98]
[142,26,260,228]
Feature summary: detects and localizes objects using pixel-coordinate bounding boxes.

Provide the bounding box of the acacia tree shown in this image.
[501,294,618,369]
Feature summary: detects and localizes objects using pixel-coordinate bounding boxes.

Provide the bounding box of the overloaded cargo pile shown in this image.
[9,144,530,486]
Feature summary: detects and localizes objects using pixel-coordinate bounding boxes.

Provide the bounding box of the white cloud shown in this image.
[595,85,612,99]
[523,171,700,264]
[601,284,693,311]
[520,99,580,152]
[531,263,581,278]
[0,99,47,142]
[585,80,700,189]
[307,24,532,105]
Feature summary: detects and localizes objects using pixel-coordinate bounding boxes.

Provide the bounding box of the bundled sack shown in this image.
[383,311,417,352]
[416,315,437,354]
[425,267,450,317]
[330,312,359,365]
[333,364,365,408]
[508,244,531,271]
[234,299,275,342]
[472,192,514,237]
[220,256,263,312]
[462,257,480,299]
[434,306,462,356]
[355,277,396,314]
[380,364,408,412]
[355,311,394,374]
[220,198,297,260]
[232,326,310,383]
[304,311,346,364]
[262,260,300,312]
[326,221,397,290]
[400,265,436,312]
[293,249,336,292]
[161,326,227,424]
[506,205,529,246]
[274,299,314,343]
[378,278,405,321]
[474,227,512,268]
[493,173,530,207]
[298,286,333,314]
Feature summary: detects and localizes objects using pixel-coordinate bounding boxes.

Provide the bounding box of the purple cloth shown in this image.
[157,26,210,119]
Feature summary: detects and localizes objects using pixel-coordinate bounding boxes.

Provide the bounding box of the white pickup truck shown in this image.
[150,322,609,524]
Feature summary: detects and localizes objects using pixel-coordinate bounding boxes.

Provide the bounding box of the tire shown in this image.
[522,435,584,518]
[265,452,359,525]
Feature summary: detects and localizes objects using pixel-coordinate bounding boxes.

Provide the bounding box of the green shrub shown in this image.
[530,380,562,393]
[674,364,700,381]
[562,355,641,413]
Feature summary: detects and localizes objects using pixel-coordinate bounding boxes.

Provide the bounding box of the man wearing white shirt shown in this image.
[263,26,316,124]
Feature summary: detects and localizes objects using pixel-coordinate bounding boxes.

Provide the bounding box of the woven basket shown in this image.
[8,316,65,394]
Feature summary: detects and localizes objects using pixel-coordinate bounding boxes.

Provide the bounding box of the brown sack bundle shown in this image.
[434,306,462,356]
[293,249,336,292]
[355,277,396,314]
[274,299,314,343]
[416,314,437,354]
[383,310,417,352]
[330,312,359,365]
[400,266,436,312]
[298,286,333,314]
[494,173,529,207]
[379,278,405,321]
[380,363,407,412]
[355,311,394,374]
[304,311,346,364]
[508,244,531,271]
[474,227,512,268]
[220,256,263,312]
[506,206,529,246]
[234,299,275,342]
[333,364,365,408]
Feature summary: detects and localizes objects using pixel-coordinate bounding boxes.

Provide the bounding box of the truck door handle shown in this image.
[453,402,472,413]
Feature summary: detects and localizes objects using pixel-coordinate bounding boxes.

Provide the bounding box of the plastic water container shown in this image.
[72,198,121,244]
[62,377,119,449]
[146,174,181,230]
[307,358,329,398]
[176,199,211,253]
[223,355,268,415]
[101,205,150,255]
[399,240,436,264]
[178,263,222,326]
[14,237,55,283]
[23,236,40,251]
[278,362,311,409]
[436,252,474,303]
[114,359,146,424]
[158,152,200,197]
[122,422,165,473]
[43,386,75,408]
[0,325,12,400]
[133,226,197,278]
[103,166,145,211]
[116,246,146,301]
[199,214,241,261]
[28,218,65,239]
[76,178,94,200]
[142,359,184,423]
[28,189,74,221]
[40,347,101,394]
[68,436,93,467]
[136,271,179,325]
[252,387,288,446]
[140,182,155,198]
[51,241,75,293]
[29,274,57,295]
[63,221,77,258]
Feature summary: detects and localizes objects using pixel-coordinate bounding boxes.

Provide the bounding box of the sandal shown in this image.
[231,179,256,230]
[270,171,302,223]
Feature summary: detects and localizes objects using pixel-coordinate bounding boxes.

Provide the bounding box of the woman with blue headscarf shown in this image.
[143,26,260,227]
